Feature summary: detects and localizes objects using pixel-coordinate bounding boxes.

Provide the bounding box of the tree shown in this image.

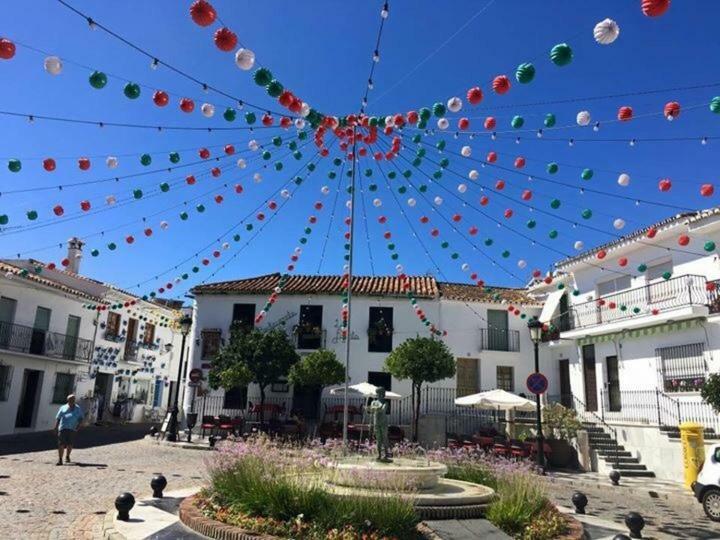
[209,325,300,422]
[288,349,345,423]
[384,336,456,440]
[701,374,720,413]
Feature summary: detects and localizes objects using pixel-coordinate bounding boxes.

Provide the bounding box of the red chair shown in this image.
[471,435,494,451]
[200,415,216,438]
[217,415,233,437]
[510,439,530,459]
[231,416,244,436]
[491,436,511,457]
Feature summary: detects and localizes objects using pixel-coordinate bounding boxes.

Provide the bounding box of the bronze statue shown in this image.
[369,387,392,462]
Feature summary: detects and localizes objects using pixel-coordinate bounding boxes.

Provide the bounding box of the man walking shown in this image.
[54,394,83,465]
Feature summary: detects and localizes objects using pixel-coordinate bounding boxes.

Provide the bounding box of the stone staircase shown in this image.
[583,423,655,478]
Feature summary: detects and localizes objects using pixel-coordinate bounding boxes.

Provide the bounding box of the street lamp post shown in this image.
[527,318,546,469]
[166,314,193,442]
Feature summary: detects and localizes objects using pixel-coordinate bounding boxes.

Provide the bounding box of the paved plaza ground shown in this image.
[1,425,719,539]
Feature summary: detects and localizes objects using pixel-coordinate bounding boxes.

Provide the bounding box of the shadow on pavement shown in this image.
[0,423,153,456]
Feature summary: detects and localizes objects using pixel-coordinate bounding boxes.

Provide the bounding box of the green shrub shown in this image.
[485,473,547,537]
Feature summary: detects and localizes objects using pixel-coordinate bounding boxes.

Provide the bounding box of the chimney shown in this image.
[66,237,84,274]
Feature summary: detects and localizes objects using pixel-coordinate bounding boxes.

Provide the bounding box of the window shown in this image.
[485,310,515,351]
[0,297,16,349]
[368,307,393,353]
[143,323,155,345]
[596,275,632,297]
[456,358,479,397]
[52,373,75,404]
[657,343,706,392]
[223,386,247,409]
[496,366,514,392]
[106,312,121,338]
[297,305,323,349]
[232,303,256,331]
[201,329,222,360]
[0,365,12,401]
[646,260,673,282]
[134,380,150,404]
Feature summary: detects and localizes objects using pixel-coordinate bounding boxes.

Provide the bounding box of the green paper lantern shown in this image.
[307,162,315,171]
[440,241,449,249]
[140,153,152,166]
[288,140,298,151]
[416,148,426,158]
[436,140,446,150]
[398,186,407,194]
[620,305,627,312]
[169,152,180,164]
[298,131,308,141]
[133,189,143,199]
[558,283,565,290]
[299,237,307,244]
[432,102,446,117]
[262,151,271,160]
[180,212,189,220]
[182,273,189,280]
[294,176,303,185]
[368,183,378,191]
[89,71,107,89]
[245,111,256,124]
[418,120,427,129]
[419,107,431,121]
[547,162,559,174]
[526,219,536,229]
[20,269,28,277]
[272,136,282,147]
[705,241,716,252]
[581,209,592,220]
[637,264,647,272]
[266,79,283,97]
[274,161,283,171]
[548,229,558,239]
[388,171,397,179]
[223,108,236,122]
[123,82,141,99]
[333,158,342,166]
[160,182,170,192]
[451,253,459,260]
[192,266,199,273]
[369,117,378,127]
[710,96,720,114]
[511,115,524,128]
[412,157,422,167]
[196,204,205,213]
[633,307,641,314]
[246,223,254,231]
[662,271,672,280]
[328,171,337,180]
[364,168,373,178]
[388,243,396,250]
[233,234,241,241]
[501,250,510,258]
[91,249,99,257]
[581,168,593,180]
[544,113,556,127]
[419,184,428,192]
[484,238,493,246]
[8,159,21,172]
[439,158,450,168]
[253,68,273,86]
[108,242,117,251]
[572,289,580,296]
[433,171,442,179]
[550,43,573,66]
[515,62,536,83]
[550,198,561,209]
[293,151,302,160]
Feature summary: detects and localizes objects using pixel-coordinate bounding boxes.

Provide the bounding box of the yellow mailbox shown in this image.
[680,422,706,489]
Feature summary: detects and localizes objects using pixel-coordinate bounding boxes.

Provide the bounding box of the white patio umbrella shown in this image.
[454,389,537,412]
[329,382,403,400]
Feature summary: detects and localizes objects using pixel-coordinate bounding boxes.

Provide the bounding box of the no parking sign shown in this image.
[526,372,548,395]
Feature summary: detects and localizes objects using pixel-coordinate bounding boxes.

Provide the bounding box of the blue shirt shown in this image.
[56,404,83,431]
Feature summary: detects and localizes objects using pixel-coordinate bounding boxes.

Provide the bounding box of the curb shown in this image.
[143,435,215,451]
[102,510,125,540]
[180,495,279,540]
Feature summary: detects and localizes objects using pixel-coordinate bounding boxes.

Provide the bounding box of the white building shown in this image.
[0,239,184,435]
[184,274,557,427]
[534,207,720,480]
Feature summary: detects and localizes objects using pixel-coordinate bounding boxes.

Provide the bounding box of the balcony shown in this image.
[294,328,326,350]
[0,320,92,362]
[479,328,520,352]
[565,274,709,335]
[124,341,139,362]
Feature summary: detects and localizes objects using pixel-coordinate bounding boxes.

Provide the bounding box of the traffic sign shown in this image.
[189,368,203,383]
[526,372,548,395]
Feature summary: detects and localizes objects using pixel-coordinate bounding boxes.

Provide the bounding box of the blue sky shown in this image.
[1,0,719,301]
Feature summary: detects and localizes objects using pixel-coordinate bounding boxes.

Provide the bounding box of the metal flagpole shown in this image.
[342,128,358,447]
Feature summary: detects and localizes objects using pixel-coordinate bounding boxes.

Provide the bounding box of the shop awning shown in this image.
[539,289,565,323]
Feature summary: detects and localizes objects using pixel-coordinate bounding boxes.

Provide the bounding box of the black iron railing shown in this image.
[124,341,139,362]
[294,329,326,350]
[571,393,620,468]
[0,320,92,362]
[479,328,520,352]
[566,274,708,331]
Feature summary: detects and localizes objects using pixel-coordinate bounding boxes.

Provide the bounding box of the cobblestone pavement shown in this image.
[0,429,209,540]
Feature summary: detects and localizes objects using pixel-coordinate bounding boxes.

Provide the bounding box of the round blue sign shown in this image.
[526,372,548,395]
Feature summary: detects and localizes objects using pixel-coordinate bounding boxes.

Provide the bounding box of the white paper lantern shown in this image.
[106,195,117,205]
[5,271,13,279]
[613,218,626,230]
[434,196,443,206]
[106,156,119,169]
[175,277,182,284]
[617,173,630,187]
[274,286,282,294]
[407,198,416,207]
[300,103,311,117]
[253,172,262,183]
[517,259,527,269]
[395,264,403,273]
[468,169,479,181]
[384,115,395,127]
[280,189,290,198]
[593,18,620,45]
[234,48,256,70]
[461,263,470,271]
[160,221,169,230]
[321,186,330,195]
[461,146,472,157]
[201,103,215,118]
[294,247,302,255]
[294,118,306,129]
[373,198,382,207]
[222,242,230,250]
[447,96,463,113]
[345,200,352,209]
[576,110,592,126]
[248,140,259,151]
[574,240,584,250]
[457,183,467,193]
[236,158,247,169]
[44,56,63,75]
[437,118,449,130]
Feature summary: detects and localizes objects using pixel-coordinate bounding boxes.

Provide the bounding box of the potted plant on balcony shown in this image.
[543,403,582,468]
[368,320,393,342]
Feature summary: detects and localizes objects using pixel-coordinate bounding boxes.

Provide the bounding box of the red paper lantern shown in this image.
[0,38,16,60]
[420,216,429,224]
[234,184,243,194]
[256,212,265,221]
[646,227,658,239]
[262,114,274,126]
[289,98,302,113]
[521,189,532,201]
[700,184,714,197]
[224,144,235,155]
[484,117,496,130]
[457,117,470,130]
[544,276,553,284]
[278,91,294,107]
[190,0,217,26]
[495,179,505,190]
[78,157,91,171]
[80,200,91,212]
[642,0,670,17]
[596,249,607,259]
[268,201,278,210]
[452,214,462,222]
[126,235,135,244]
[214,27,237,51]
[211,167,221,177]
[608,301,617,310]
[480,195,489,206]
[469,226,478,236]
[663,101,680,119]
[153,90,169,107]
[617,106,633,121]
[486,151,497,163]
[430,228,439,237]
[314,201,323,210]
[199,148,210,159]
[186,175,196,185]
[43,158,56,172]
[53,205,64,217]
[707,282,717,292]
[618,257,628,267]
[61,258,69,267]
[214,195,224,204]
[658,178,672,192]
[504,208,513,219]
[202,259,210,266]
[532,269,541,278]
[467,86,483,105]
[213,250,220,258]
[514,156,526,169]
[492,75,510,95]
[180,98,195,113]
[280,117,292,128]
[651,308,660,315]
[678,234,690,246]
[144,228,153,237]
[407,111,419,124]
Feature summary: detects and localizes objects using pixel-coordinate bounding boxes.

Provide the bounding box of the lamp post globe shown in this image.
[166,314,193,442]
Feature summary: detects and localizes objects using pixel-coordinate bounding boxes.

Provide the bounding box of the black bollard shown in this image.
[625,512,645,539]
[115,492,135,521]
[150,474,167,498]
[148,426,158,436]
[613,535,631,540]
[208,435,217,448]
[609,470,621,486]
[571,491,588,514]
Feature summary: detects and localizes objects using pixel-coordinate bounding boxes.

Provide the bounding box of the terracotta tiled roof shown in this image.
[191,273,439,298]
[437,282,539,305]
[0,260,103,302]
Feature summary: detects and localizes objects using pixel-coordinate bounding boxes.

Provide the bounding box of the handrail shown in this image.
[572,394,620,469]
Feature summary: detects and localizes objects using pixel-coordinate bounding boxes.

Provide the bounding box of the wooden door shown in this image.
[558,359,572,408]
[606,356,621,412]
[456,357,479,397]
